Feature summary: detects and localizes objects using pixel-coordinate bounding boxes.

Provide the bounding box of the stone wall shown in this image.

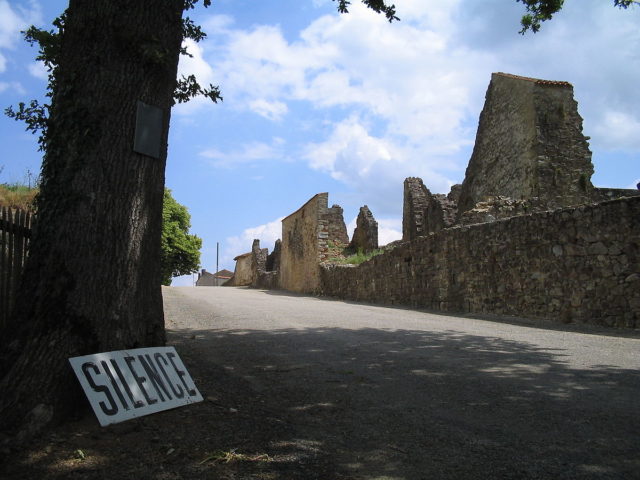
[594,187,640,202]
[350,205,378,252]
[279,193,350,293]
[266,239,281,272]
[321,196,640,328]
[251,239,268,275]
[324,204,349,246]
[228,252,253,286]
[227,240,269,286]
[254,271,279,290]
[434,186,460,229]
[403,177,444,240]
[280,193,326,292]
[458,196,546,225]
[457,73,594,217]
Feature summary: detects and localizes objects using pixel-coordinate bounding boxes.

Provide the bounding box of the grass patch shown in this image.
[324,242,393,265]
[0,183,38,212]
[199,449,273,465]
[341,247,386,265]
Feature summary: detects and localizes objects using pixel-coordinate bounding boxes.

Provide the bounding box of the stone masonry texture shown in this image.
[457,73,594,218]
[281,193,328,293]
[321,196,640,328]
[323,204,349,246]
[266,239,281,272]
[403,177,446,241]
[227,252,252,286]
[251,239,268,275]
[350,205,378,253]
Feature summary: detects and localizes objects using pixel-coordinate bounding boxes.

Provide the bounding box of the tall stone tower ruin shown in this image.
[457,72,595,218]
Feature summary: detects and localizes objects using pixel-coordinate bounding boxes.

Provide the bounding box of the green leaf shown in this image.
[161,188,202,285]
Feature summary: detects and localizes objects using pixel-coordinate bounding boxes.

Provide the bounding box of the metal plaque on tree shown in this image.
[133,100,163,159]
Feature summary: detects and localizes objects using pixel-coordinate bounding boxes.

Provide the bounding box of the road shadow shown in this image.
[165,324,640,479]
[2,320,638,479]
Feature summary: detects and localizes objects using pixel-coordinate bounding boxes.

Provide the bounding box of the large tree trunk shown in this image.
[0,0,184,438]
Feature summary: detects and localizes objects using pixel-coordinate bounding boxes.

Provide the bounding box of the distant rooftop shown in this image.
[494,72,573,88]
[214,269,234,278]
[201,268,234,278]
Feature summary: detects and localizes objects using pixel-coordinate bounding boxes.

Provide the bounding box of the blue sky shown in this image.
[1,0,638,286]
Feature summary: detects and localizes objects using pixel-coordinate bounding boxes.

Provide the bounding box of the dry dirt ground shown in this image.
[1,286,639,480]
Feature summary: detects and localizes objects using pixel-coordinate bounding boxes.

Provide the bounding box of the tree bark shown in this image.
[0,0,184,438]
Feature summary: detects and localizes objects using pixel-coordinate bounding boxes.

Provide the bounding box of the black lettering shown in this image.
[138,354,171,402]
[100,360,129,411]
[110,359,143,408]
[124,356,157,405]
[155,352,184,399]
[167,352,197,397]
[81,362,117,416]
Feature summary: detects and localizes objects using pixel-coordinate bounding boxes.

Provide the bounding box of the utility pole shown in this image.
[216,242,219,286]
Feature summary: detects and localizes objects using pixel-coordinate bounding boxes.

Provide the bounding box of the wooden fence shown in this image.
[0,207,34,330]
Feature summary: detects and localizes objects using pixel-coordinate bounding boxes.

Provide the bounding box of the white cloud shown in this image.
[201,14,235,33]
[178,39,216,85]
[192,4,489,196]
[190,0,640,205]
[199,137,286,167]
[174,38,218,115]
[0,0,25,48]
[311,0,331,8]
[28,60,47,80]
[592,111,640,152]
[303,116,454,212]
[377,217,403,245]
[249,98,288,121]
[304,116,395,183]
[0,0,42,72]
[0,80,25,94]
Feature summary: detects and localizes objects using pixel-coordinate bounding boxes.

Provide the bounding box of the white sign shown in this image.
[69,346,203,426]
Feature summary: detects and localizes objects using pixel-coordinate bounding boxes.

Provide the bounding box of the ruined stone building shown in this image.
[279,194,353,293]
[403,178,457,240]
[227,72,640,328]
[457,73,595,217]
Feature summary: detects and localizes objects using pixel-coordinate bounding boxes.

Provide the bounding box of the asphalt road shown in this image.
[163,286,640,480]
